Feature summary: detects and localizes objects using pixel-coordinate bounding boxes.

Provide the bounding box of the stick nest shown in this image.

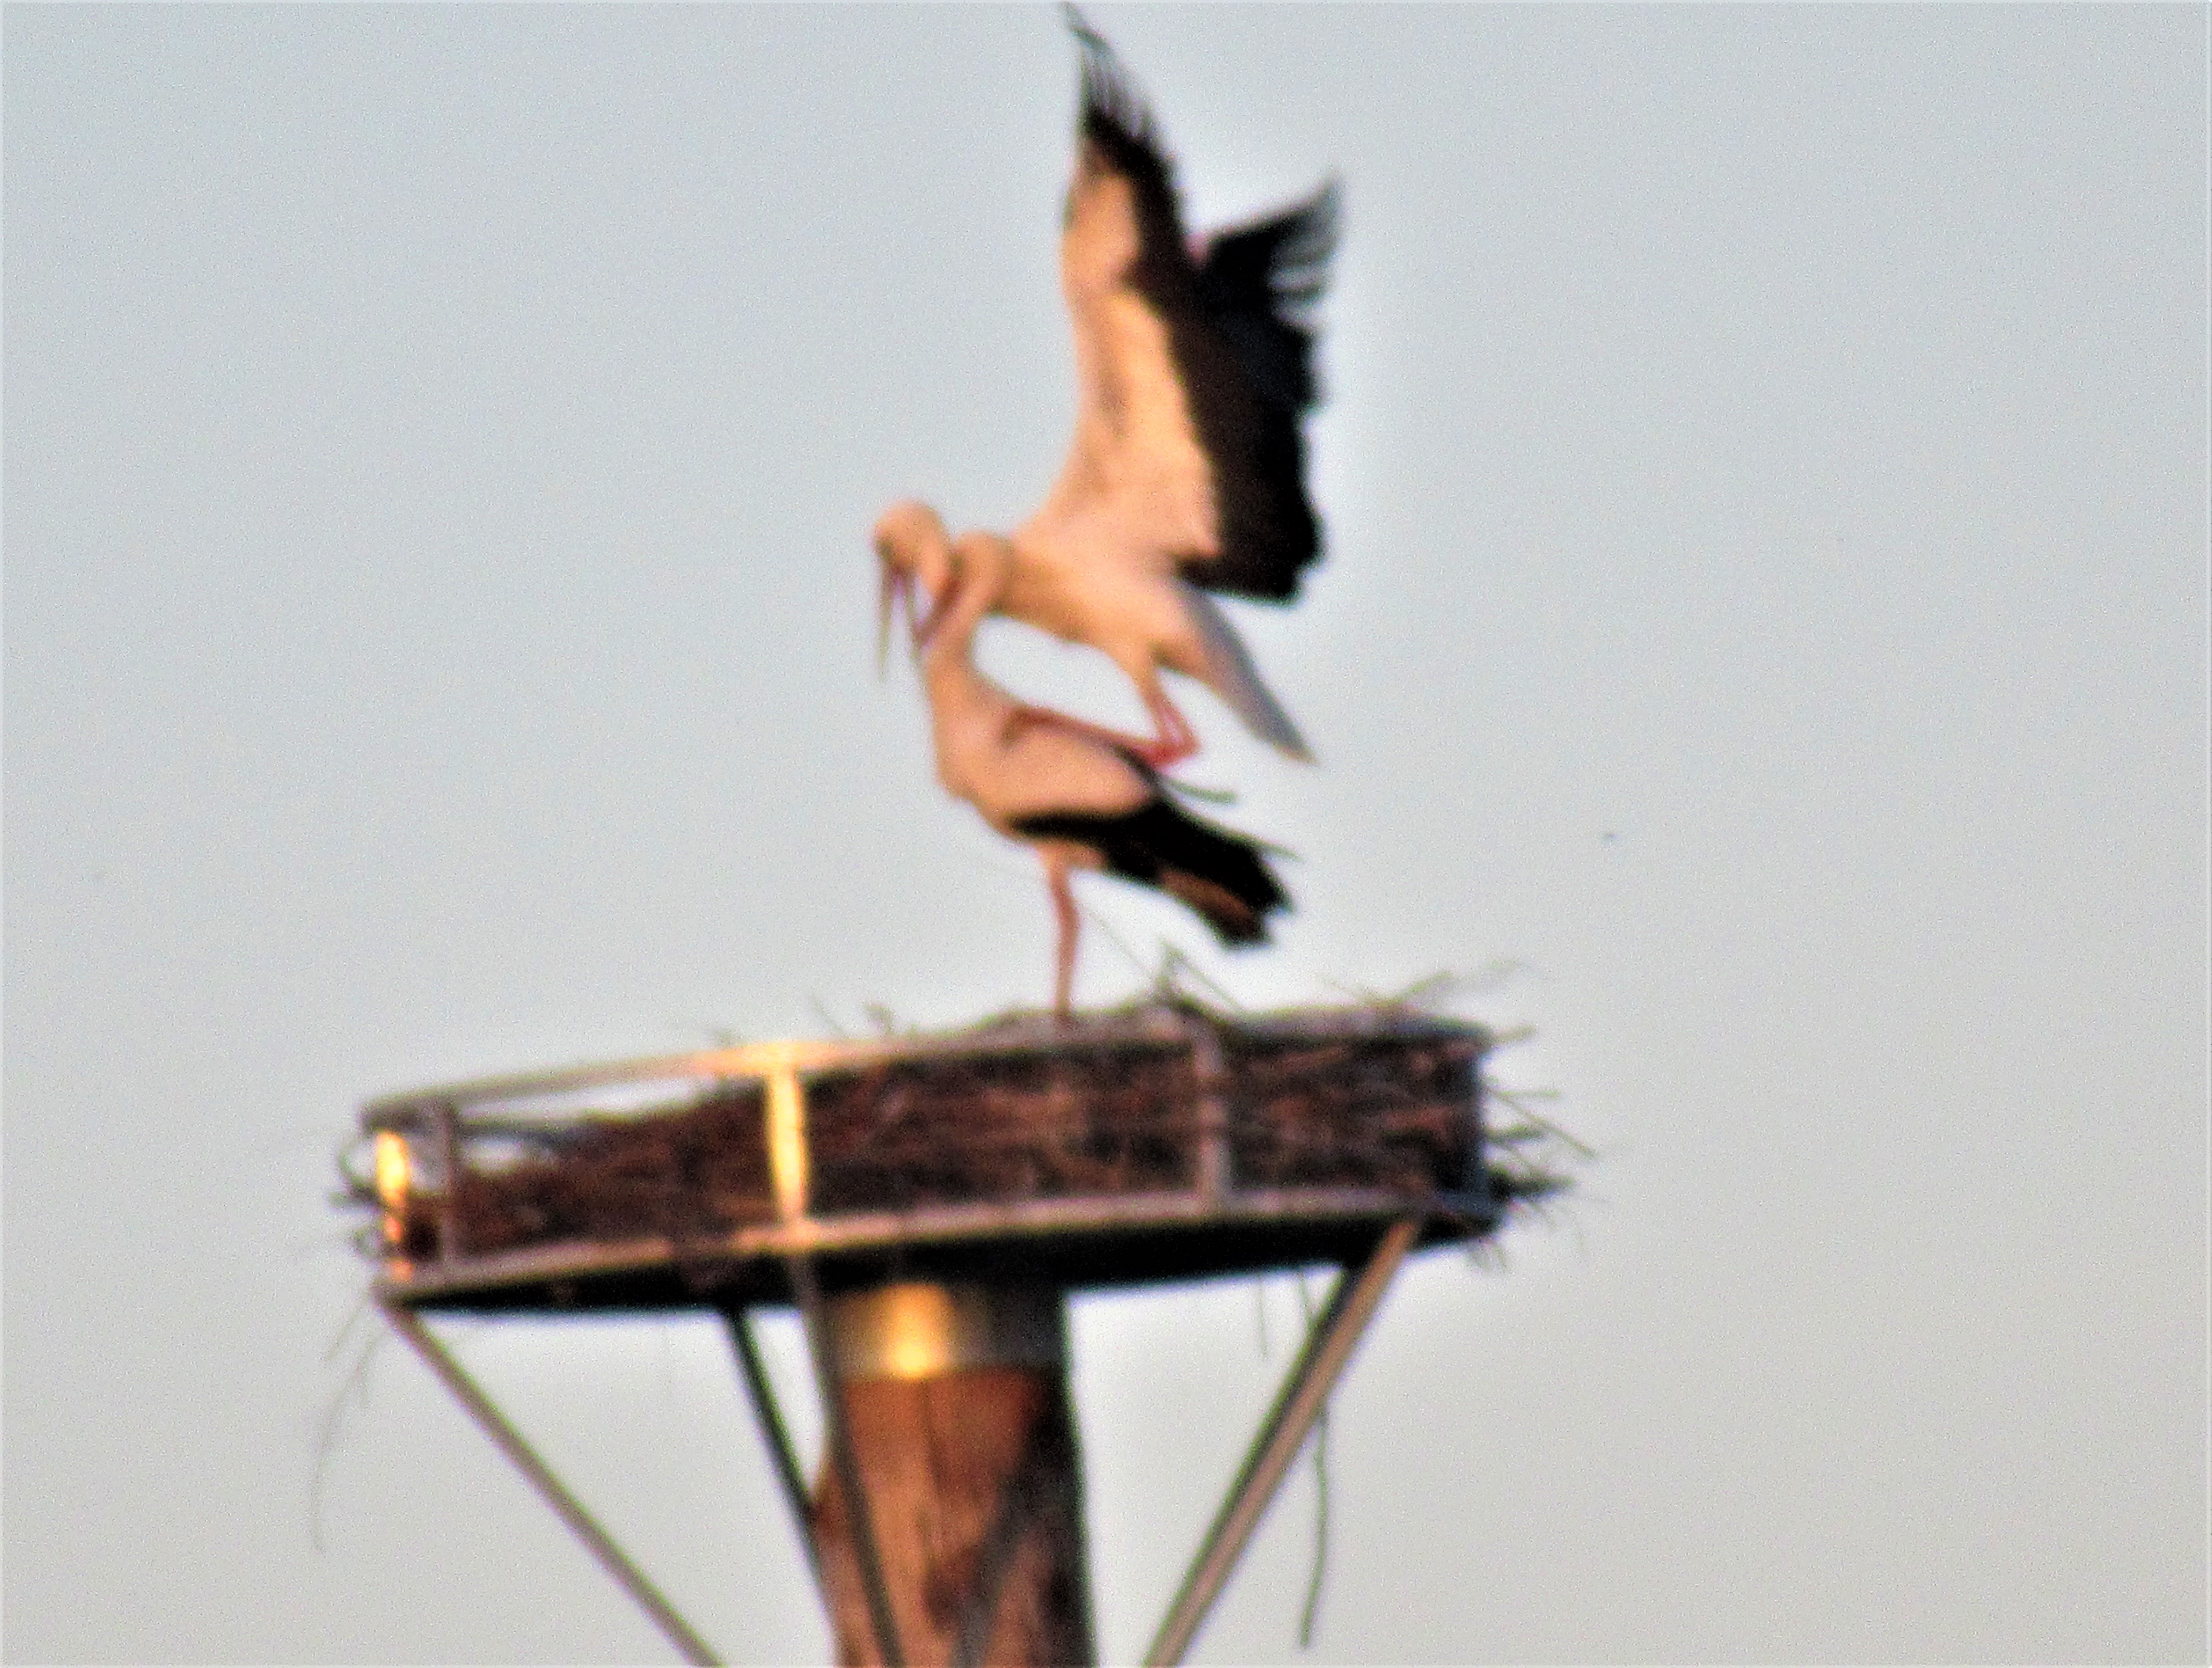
[351,998,1568,1266]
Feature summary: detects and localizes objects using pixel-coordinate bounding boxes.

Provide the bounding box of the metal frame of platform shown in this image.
[357,1005,1500,1315]
[348,1005,1511,1665]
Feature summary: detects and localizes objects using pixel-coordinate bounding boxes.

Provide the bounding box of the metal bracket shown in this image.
[1184,1010,1233,1201]
[377,1300,720,1667]
[1144,1217,1421,1667]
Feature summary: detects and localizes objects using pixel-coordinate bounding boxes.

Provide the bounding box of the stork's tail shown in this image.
[1013,794,1290,947]
[1183,583,1314,762]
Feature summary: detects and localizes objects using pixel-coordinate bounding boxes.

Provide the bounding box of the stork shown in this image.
[875,11,1339,768]
[904,529,1289,1019]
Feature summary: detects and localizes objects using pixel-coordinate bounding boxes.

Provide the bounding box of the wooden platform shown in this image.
[348,1001,1518,1314]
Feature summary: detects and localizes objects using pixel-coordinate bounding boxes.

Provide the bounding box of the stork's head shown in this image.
[945,531,1017,622]
[872,500,953,673]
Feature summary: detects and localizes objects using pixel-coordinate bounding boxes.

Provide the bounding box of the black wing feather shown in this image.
[1195,180,1340,415]
[1064,11,1336,604]
[1069,9,1180,233]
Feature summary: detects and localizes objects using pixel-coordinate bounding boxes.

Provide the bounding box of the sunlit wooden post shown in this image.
[810,1281,1091,1666]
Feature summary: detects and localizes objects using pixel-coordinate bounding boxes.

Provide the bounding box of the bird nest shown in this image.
[347,999,1567,1309]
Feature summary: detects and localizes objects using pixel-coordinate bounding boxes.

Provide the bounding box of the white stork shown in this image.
[905,529,1290,1018]
[875,11,1339,768]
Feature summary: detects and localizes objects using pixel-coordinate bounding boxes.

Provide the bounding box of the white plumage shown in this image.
[874,13,1338,767]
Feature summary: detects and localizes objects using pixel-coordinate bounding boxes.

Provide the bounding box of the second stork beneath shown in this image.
[903,531,1290,1018]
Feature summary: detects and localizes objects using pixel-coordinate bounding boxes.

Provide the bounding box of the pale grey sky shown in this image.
[5,4,2205,1663]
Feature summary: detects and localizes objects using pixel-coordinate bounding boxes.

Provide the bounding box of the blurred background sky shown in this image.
[6,5,2205,1662]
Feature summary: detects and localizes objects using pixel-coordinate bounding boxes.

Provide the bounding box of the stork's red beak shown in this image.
[912,581,953,650]
[876,558,913,675]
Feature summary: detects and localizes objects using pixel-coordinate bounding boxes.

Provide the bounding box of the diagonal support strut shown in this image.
[722,1305,828,1602]
[377,1300,720,1668]
[1144,1217,1421,1668]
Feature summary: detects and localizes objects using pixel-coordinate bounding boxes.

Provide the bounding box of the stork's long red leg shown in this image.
[1139,689,1199,769]
[1046,855,1080,1021]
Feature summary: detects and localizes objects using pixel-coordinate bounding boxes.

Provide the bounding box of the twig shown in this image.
[1486,1086,1595,1160]
[1154,944,1242,1013]
[309,1322,385,1554]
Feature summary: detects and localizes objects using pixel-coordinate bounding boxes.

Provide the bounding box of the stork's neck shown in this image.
[920,542,1011,708]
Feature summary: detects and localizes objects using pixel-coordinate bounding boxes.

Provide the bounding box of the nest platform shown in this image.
[349,1000,1522,1314]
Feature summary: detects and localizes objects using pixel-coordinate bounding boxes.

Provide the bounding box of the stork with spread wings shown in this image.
[877,9,1340,768]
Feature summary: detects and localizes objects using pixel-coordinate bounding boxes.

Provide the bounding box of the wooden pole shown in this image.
[808,1281,1095,1668]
